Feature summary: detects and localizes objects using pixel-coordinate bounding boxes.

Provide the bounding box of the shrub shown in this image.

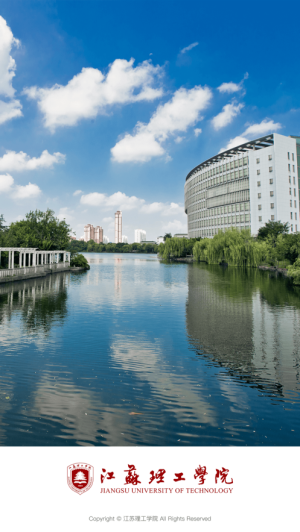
[70,253,90,269]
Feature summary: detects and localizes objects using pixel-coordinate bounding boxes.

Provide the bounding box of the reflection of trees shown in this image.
[0,273,68,334]
[186,263,300,397]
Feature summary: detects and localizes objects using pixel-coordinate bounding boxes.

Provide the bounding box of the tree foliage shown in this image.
[257,220,289,241]
[193,228,268,267]
[2,209,71,250]
[158,237,200,259]
[67,240,158,254]
[70,253,90,269]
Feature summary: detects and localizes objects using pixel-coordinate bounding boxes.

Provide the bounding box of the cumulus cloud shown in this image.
[80,191,145,211]
[12,182,41,199]
[174,136,184,143]
[24,58,163,131]
[194,128,202,137]
[220,119,282,151]
[111,85,212,163]
[179,42,199,54]
[0,16,22,124]
[0,99,22,125]
[73,189,83,196]
[217,73,249,94]
[243,119,281,137]
[79,191,183,219]
[162,219,187,234]
[0,173,14,192]
[212,101,244,130]
[0,149,65,172]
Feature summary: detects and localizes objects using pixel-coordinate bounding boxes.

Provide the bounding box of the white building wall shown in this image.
[250,134,298,235]
[134,229,146,243]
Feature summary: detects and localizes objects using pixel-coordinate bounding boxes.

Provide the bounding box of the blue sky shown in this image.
[0,0,300,241]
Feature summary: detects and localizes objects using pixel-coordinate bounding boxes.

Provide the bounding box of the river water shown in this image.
[0,253,299,446]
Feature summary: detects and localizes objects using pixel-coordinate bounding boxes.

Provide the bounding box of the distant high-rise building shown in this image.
[115,211,122,243]
[134,229,146,243]
[94,226,103,244]
[103,236,109,244]
[122,235,128,243]
[84,224,103,243]
[84,224,94,242]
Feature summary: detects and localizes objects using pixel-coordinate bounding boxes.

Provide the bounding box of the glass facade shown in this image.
[184,156,250,238]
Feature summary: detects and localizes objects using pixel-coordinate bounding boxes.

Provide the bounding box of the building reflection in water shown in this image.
[0,273,68,335]
[186,264,300,398]
[114,256,122,296]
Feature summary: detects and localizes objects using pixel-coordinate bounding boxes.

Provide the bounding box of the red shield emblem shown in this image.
[67,463,94,495]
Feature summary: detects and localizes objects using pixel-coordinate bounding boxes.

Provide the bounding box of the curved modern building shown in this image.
[184,133,300,238]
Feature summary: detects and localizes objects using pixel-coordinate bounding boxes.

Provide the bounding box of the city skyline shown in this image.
[0,3,299,242]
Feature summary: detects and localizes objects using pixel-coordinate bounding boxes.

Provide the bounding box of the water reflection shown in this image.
[0,273,68,334]
[186,264,300,398]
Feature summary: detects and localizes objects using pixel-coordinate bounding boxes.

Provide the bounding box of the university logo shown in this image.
[67,463,94,495]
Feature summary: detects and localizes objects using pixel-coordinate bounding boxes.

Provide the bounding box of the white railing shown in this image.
[0,262,70,278]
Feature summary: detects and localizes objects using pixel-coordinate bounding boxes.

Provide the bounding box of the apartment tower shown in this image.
[115,211,122,243]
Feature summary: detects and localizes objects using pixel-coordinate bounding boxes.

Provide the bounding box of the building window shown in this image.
[292,153,295,161]
[271,215,275,221]
[293,176,296,184]
[256,158,260,164]
[293,165,295,172]
[257,169,260,175]
[289,176,292,184]
[258,205,262,210]
[257,181,261,187]
[268,154,272,160]
[269,167,273,172]
[291,225,293,232]
[289,188,292,195]
[258,193,261,199]
[259,216,262,222]
[290,200,293,207]
[269,178,273,184]
[296,213,298,220]
[288,152,290,160]
[294,189,296,196]
[270,203,274,209]
[291,212,293,220]
[270,191,274,197]
[294,201,297,208]
[288,164,291,171]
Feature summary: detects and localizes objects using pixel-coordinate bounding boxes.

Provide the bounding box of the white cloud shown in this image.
[221,136,249,151]
[0,173,14,192]
[217,73,249,94]
[103,216,113,222]
[162,219,187,234]
[57,207,74,223]
[141,202,183,216]
[220,119,282,151]
[243,119,281,137]
[73,189,83,196]
[12,182,41,199]
[24,58,163,131]
[180,42,199,54]
[194,128,202,137]
[0,149,65,172]
[0,99,22,125]
[212,101,244,130]
[0,16,22,125]
[174,136,184,143]
[80,191,145,211]
[111,85,212,163]
[0,16,20,98]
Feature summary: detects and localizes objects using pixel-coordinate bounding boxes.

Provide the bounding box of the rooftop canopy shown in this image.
[185,134,274,182]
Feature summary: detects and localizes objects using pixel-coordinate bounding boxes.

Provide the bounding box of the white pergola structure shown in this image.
[0,248,70,269]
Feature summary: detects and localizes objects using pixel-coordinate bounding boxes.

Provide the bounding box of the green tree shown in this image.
[257,221,289,241]
[163,233,172,241]
[3,209,71,250]
[70,253,90,269]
